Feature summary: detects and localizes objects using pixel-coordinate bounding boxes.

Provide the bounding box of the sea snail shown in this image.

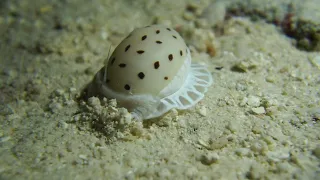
[86,24,213,120]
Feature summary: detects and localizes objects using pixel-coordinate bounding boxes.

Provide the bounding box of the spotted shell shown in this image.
[86,24,213,120]
[106,25,188,96]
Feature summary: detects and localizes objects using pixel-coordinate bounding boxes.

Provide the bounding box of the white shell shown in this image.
[106,25,188,96]
[87,25,213,120]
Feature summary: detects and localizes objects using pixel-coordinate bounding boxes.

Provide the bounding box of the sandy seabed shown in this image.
[0,0,319,179]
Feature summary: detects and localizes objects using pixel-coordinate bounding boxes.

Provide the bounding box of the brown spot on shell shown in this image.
[156,41,162,44]
[156,30,160,34]
[124,84,130,90]
[164,77,168,80]
[137,50,145,54]
[141,35,147,40]
[110,57,116,65]
[154,61,160,69]
[168,54,173,61]
[125,45,131,52]
[119,63,126,68]
[138,72,145,79]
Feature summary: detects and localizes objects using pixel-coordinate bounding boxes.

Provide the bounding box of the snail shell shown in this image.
[86,25,213,120]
